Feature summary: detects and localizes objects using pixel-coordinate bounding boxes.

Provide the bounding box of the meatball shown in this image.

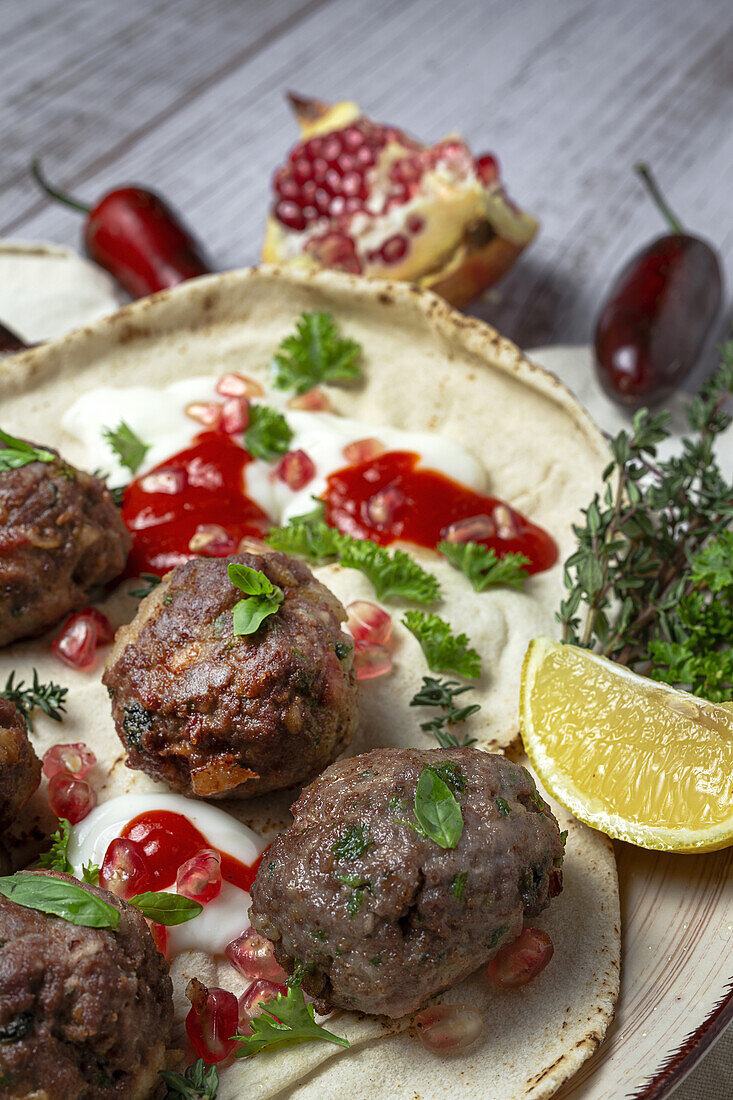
[0,699,41,829]
[103,552,359,799]
[250,747,564,1018]
[0,443,131,647]
[0,870,173,1099]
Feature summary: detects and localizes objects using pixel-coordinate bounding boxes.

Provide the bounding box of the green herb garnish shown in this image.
[428,761,466,793]
[495,797,511,817]
[245,404,293,462]
[410,676,480,747]
[1,669,67,730]
[233,985,349,1058]
[271,312,362,394]
[80,862,100,885]
[487,924,509,950]
[331,824,372,861]
[402,611,481,678]
[128,891,202,926]
[0,873,119,928]
[102,421,149,475]
[0,428,56,472]
[160,1059,219,1100]
[129,573,161,599]
[452,871,467,900]
[413,767,464,849]
[36,819,72,873]
[439,540,530,592]
[227,562,284,635]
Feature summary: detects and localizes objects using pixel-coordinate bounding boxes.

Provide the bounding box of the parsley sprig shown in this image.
[1,669,67,730]
[160,1059,219,1100]
[0,428,56,472]
[560,345,733,700]
[36,818,73,873]
[102,421,149,475]
[271,312,362,394]
[402,611,481,678]
[410,676,479,747]
[233,985,349,1058]
[245,404,293,461]
[439,540,530,592]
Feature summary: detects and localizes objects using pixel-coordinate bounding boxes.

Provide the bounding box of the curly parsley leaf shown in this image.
[267,508,340,561]
[233,985,349,1058]
[403,611,481,678]
[36,819,73,873]
[102,421,149,475]
[438,540,530,592]
[413,767,464,849]
[271,312,362,395]
[1,669,67,731]
[0,428,56,472]
[409,676,479,747]
[128,891,202,926]
[0,873,119,928]
[160,1059,219,1100]
[227,562,284,635]
[245,404,293,462]
[80,862,100,885]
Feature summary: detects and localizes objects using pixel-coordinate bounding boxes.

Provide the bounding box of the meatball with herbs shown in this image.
[0,870,173,1100]
[103,551,358,799]
[249,746,564,1018]
[0,698,41,830]
[0,436,131,647]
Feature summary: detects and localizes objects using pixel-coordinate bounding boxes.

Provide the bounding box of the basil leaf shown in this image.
[0,428,56,472]
[0,873,120,928]
[129,891,203,925]
[232,597,279,635]
[227,562,284,636]
[413,768,464,849]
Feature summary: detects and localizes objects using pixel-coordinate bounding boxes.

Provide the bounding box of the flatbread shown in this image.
[0,263,619,1098]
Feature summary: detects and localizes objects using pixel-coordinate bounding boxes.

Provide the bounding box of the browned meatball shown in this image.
[0,699,41,829]
[103,552,359,799]
[0,870,173,1099]
[250,747,564,1018]
[0,443,131,647]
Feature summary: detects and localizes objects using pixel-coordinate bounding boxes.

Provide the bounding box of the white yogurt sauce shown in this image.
[68,793,265,958]
[63,377,487,527]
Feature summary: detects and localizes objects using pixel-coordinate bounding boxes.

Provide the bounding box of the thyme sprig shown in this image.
[559,345,733,699]
[1,670,68,730]
[409,677,479,747]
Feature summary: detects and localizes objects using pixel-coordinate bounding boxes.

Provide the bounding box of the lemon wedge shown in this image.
[519,636,733,852]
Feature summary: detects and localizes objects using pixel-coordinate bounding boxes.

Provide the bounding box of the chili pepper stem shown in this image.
[634,163,684,235]
[31,158,91,215]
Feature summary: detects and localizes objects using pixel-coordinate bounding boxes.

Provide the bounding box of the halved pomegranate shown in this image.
[262,94,537,308]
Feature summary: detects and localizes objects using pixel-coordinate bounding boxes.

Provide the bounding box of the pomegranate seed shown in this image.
[493,504,518,540]
[221,396,250,434]
[216,372,264,398]
[487,927,554,988]
[187,458,223,490]
[353,640,392,681]
[304,136,325,158]
[311,157,329,183]
[324,168,342,195]
[185,978,239,1064]
[314,187,331,214]
[177,848,222,905]
[475,153,499,186]
[294,157,312,183]
[51,608,112,670]
[366,487,406,527]
[342,437,385,464]
[238,979,288,1035]
[48,773,96,824]
[415,1004,483,1053]
[342,126,366,151]
[42,742,96,780]
[301,180,318,204]
[277,175,300,200]
[322,136,342,162]
[226,928,288,983]
[100,837,152,899]
[343,197,364,215]
[378,235,409,265]
[275,200,306,231]
[354,146,375,168]
[237,535,271,554]
[305,232,362,275]
[345,601,392,646]
[337,153,355,173]
[149,921,168,957]
[341,171,365,198]
[186,401,223,429]
[274,449,316,491]
[189,523,239,557]
[288,388,332,412]
[406,214,425,234]
[139,468,186,495]
[441,514,496,543]
[329,195,347,218]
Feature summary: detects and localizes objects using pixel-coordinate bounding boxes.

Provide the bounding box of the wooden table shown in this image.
[1,1,731,1095]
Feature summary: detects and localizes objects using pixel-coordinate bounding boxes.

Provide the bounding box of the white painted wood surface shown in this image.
[0,1,731,1096]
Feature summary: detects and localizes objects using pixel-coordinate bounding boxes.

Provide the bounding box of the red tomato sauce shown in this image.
[323,451,557,574]
[121,431,270,577]
[121,809,262,893]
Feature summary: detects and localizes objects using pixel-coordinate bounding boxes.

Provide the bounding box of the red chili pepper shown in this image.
[594,163,722,408]
[31,159,212,299]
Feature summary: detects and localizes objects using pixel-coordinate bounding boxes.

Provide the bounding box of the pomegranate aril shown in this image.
[301,180,318,204]
[337,153,355,173]
[100,837,152,899]
[274,449,316,491]
[275,201,306,231]
[367,486,406,527]
[305,232,361,275]
[304,136,325,158]
[42,742,96,780]
[149,921,168,957]
[441,514,496,543]
[345,601,392,646]
[311,157,329,183]
[140,468,186,495]
[277,175,300,200]
[493,504,518,539]
[322,136,342,162]
[226,928,288,983]
[475,153,499,186]
[189,523,239,557]
[354,146,375,168]
[415,1004,483,1053]
[238,979,288,1034]
[288,388,332,412]
[177,847,222,905]
[314,188,332,214]
[52,609,108,671]
[48,773,96,824]
[185,978,239,1064]
[487,927,554,988]
[342,126,366,151]
[324,169,342,195]
[379,235,409,265]
[342,172,366,199]
[186,401,223,429]
[353,640,392,681]
[216,372,264,398]
[342,437,385,464]
[221,396,250,434]
[293,157,312,183]
[407,214,425,234]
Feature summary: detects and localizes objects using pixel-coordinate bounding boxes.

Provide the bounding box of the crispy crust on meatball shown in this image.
[102,552,359,799]
[0,699,41,829]
[0,870,173,1100]
[250,747,564,1018]
[0,446,131,647]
